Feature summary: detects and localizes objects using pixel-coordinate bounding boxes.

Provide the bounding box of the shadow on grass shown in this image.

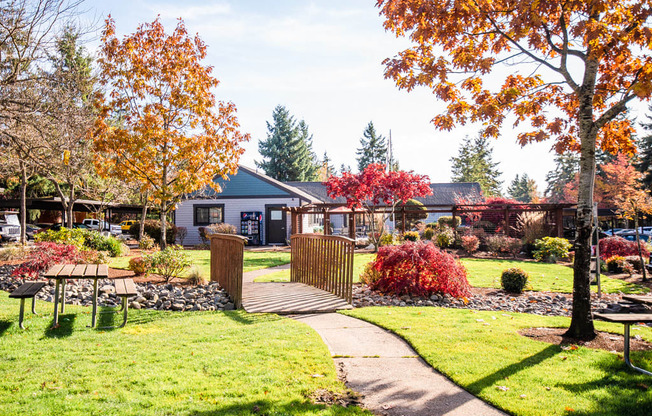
[466,344,560,394]
[223,310,285,326]
[556,352,652,416]
[187,398,359,416]
[95,306,122,331]
[43,313,76,338]
[0,320,11,336]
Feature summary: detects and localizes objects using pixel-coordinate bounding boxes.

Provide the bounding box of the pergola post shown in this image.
[555,208,564,237]
[324,210,331,235]
[348,209,356,240]
[504,205,510,236]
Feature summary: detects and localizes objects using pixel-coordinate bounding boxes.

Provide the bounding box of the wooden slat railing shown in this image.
[290,234,354,303]
[209,233,248,309]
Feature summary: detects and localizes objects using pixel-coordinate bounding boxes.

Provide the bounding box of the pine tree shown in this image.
[545,153,580,202]
[318,151,334,181]
[508,174,538,202]
[256,105,319,181]
[356,121,387,172]
[450,135,502,196]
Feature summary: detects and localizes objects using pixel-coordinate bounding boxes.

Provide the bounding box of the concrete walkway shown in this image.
[294,313,506,416]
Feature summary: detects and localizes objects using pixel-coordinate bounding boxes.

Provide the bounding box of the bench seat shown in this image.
[98,278,138,329]
[9,282,46,329]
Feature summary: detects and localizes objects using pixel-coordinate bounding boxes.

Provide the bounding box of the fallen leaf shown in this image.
[561,356,568,361]
[545,387,551,391]
[311,374,324,378]
[520,394,527,399]
[565,406,575,412]
[497,386,509,391]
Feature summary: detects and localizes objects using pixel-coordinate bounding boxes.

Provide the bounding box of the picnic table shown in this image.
[594,294,652,376]
[44,264,109,329]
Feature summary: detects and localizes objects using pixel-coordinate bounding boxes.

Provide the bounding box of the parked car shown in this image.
[0,211,20,242]
[602,228,624,236]
[25,224,42,240]
[81,219,122,235]
[615,232,651,242]
[36,223,91,234]
[120,220,137,233]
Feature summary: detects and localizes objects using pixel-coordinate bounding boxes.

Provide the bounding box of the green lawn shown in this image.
[343,307,652,416]
[110,250,292,278]
[460,258,647,294]
[254,253,376,283]
[0,292,368,416]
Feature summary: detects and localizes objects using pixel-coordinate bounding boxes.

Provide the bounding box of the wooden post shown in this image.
[324,210,331,235]
[452,206,458,241]
[504,205,510,236]
[348,210,356,240]
[290,210,298,235]
[555,208,564,237]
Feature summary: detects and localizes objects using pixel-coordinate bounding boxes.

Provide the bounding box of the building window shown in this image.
[194,204,224,226]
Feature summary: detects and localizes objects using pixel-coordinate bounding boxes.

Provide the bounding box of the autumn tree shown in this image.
[95,17,249,247]
[378,0,652,339]
[256,105,319,181]
[602,154,652,281]
[508,174,539,203]
[325,163,432,250]
[356,121,388,172]
[450,135,502,196]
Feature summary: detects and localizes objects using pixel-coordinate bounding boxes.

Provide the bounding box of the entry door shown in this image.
[266,206,287,244]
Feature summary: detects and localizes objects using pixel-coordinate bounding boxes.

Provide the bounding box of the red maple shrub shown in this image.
[11,242,82,279]
[599,236,649,260]
[368,241,470,298]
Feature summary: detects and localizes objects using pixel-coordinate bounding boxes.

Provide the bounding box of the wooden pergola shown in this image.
[285,202,576,239]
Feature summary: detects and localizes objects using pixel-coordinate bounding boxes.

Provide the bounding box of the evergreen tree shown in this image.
[450,135,502,196]
[545,153,580,202]
[318,151,334,181]
[356,121,387,172]
[508,174,538,202]
[637,104,652,188]
[256,105,319,181]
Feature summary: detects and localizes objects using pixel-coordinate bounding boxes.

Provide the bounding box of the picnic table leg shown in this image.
[624,323,652,376]
[52,279,60,328]
[120,296,129,328]
[60,279,66,313]
[18,298,25,330]
[91,278,98,328]
[31,296,37,314]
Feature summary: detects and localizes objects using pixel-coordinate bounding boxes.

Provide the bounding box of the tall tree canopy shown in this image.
[378,0,652,340]
[95,17,249,247]
[507,174,538,203]
[256,105,319,181]
[356,121,388,172]
[636,105,652,188]
[450,135,502,196]
[545,153,579,203]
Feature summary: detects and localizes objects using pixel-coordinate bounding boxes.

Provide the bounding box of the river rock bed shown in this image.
[0,265,234,312]
[352,284,624,318]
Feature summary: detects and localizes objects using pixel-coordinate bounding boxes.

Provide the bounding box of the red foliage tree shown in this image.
[325,164,432,249]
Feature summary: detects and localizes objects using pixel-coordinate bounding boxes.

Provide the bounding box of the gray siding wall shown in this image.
[175,197,301,245]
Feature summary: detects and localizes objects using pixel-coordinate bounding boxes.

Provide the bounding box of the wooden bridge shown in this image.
[210,234,354,314]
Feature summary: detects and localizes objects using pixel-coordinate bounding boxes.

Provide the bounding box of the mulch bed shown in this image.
[520,327,652,352]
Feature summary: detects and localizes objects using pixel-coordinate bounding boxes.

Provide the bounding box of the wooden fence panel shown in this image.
[210,234,247,309]
[290,234,354,303]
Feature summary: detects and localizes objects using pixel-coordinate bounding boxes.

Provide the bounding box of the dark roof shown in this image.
[285,181,482,206]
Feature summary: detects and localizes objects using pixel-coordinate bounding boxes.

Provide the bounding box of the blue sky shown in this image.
[84,0,649,195]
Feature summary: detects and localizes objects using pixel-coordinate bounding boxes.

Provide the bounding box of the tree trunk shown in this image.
[67,186,75,228]
[634,213,647,281]
[139,193,148,241]
[565,87,598,340]
[160,202,167,249]
[19,161,28,245]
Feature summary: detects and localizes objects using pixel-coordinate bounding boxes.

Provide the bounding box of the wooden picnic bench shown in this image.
[9,281,46,329]
[98,278,138,329]
[594,294,652,376]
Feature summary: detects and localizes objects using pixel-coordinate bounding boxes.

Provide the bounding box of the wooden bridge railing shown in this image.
[290,234,354,303]
[209,233,248,309]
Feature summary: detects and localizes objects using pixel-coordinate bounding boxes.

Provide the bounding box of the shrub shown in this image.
[0,245,30,261]
[80,250,110,264]
[360,262,382,286]
[435,226,454,248]
[599,236,650,260]
[35,228,86,249]
[423,227,435,240]
[533,237,572,262]
[505,237,523,258]
[128,220,177,244]
[177,227,187,245]
[37,228,126,257]
[206,223,237,235]
[624,255,645,272]
[144,246,191,283]
[437,216,461,228]
[606,255,627,273]
[402,231,420,242]
[187,267,208,285]
[379,233,396,247]
[82,231,124,257]
[11,242,82,279]
[461,235,480,254]
[367,241,470,298]
[486,234,509,256]
[516,211,547,245]
[128,256,151,276]
[501,267,529,294]
[139,234,155,250]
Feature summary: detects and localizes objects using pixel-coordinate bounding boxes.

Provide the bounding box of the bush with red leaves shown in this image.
[11,242,82,279]
[368,241,470,298]
[599,236,649,260]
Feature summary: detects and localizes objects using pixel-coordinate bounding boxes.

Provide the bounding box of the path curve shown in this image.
[294,313,506,416]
